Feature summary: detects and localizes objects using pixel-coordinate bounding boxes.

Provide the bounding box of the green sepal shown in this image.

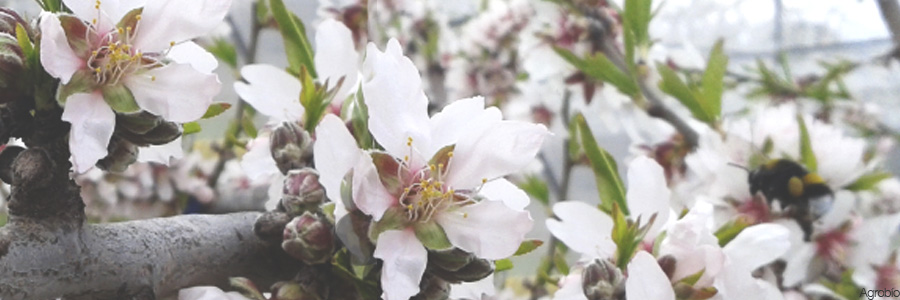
[57,14,91,57]
[102,84,140,113]
[56,69,94,104]
[370,151,404,196]
[414,220,452,250]
[367,207,407,242]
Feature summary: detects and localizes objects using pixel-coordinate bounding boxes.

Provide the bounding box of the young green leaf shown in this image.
[513,240,544,256]
[554,251,570,275]
[268,0,317,77]
[495,259,514,272]
[202,103,232,119]
[795,114,817,172]
[575,114,628,215]
[183,122,202,135]
[845,172,893,191]
[657,63,716,124]
[205,38,238,70]
[242,114,258,138]
[700,39,727,120]
[623,0,653,53]
[518,175,550,207]
[553,47,639,97]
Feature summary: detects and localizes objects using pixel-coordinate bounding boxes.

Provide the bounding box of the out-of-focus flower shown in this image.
[41,0,229,173]
[315,38,547,300]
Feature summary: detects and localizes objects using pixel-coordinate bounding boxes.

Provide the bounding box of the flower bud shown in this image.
[282,212,335,264]
[582,259,625,300]
[270,122,311,174]
[0,8,29,104]
[270,281,322,300]
[428,248,475,272]
[411,273,450,300]
[115,118,181,147]
[96,137,138,172]
[229,277,266,300]
[281,168,325,215]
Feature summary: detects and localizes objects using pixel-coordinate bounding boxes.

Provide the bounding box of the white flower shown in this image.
[315,38,548,300]
[41,0,230,173]
[178,286,249,300]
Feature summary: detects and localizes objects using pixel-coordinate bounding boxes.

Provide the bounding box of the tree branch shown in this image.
[878,0,900,44]
[0,212,300,300]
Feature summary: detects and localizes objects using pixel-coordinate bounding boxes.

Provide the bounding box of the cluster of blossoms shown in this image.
[5,0,899,299]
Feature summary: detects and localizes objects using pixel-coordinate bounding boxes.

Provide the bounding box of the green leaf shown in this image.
[350,86,373,148]
[102,84,140,113]
[700,39,727,121]
[205,38,238,69]
[623,0,653,57]
[553,250,570,275]
[796,114,817,172]
[495,259,513,272]
[714,217,750,247]
[202,102,232,119]
[242,114,257,138]
[269,0,317,77]
[15,24,32,62]
[678,268,706,286]
[183,122,202,135]
[513,240,544,256]
[657,63,716,124]
[518,175,550,207]
[575,114,628,215]
[845,172,893,191]
[553,47,639,97]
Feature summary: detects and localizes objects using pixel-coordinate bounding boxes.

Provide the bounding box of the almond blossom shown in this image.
[40,0,230,173]
[314,38,548,300]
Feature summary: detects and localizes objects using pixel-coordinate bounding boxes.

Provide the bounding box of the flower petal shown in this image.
[62,92,115,173]
[352,152,396,221]
[234,64,304,123]
[132,0,231,53]
[626,156,672,238]
[445,121,548,189]
[723,223,790,273]
[626,251,676,300]
[239,135,280,183]
[137,136,184,165]
[39,13,84,84]
[373,229,427,300]
[479,178,529,211]
[435,200,533,259]
[362,39,430,167]
[124,63,220,123]
[314,114,361,209]
[314,18,359,103]
[63,0,142,34]
[552,271,589,300]
[781,243,815,287]
[178,286,251,300]
[546,201,615,259]
[427,96,502,157]
[167,41,218,74]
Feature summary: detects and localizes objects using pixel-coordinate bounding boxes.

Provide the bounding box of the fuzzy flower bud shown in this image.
[270,281,321,300]
[270,122,311,174]
[281,168,325,215]
[282,212,335,264]
[582,259,625,300]
[0,8,29,104]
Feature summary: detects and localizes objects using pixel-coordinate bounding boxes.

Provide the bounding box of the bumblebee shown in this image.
[748,159,834,241]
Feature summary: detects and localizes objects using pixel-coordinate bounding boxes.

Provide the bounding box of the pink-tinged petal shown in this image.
[849,213,900,286]
[314,18,359,103]
[137,136,184,165]
[168,41,218,74]
[427,96,502,158]
[239,135,280,183]
[479,178,529,211]
[546,201,615,259]
[63,0,142,34]
[132,0,231,52]
[445,121,549,189]
[39,13,84,84]
[314,114,361,208]
[449,274,496,299]
[124,63,220,123]
[373,229,427,300]
[626,156,672,238]
[435,200,533,259]
[234,64,303,123]
[715,265,785,300]
[62,92,115,173]
[552,271,589,300]
[723,223,790,273]
[362,39,430,166]
[626,251,676,300]
[352,152,396,221]
[660,201,722,286]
